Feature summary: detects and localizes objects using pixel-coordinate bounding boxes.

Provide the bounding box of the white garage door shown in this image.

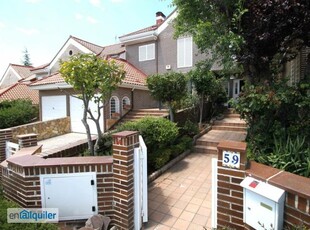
[40,172,98,221]
[42,96,67,121]
[70,96,104,134]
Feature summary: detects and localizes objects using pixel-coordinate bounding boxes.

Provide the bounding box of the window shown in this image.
[122,96,130,109]
[110,96,120,117]
[139,44,155,61]
[177,37,193,68]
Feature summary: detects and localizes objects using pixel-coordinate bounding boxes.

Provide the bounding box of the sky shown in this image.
[0,0,174,76]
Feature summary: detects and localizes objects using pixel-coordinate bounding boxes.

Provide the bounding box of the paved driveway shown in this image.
[145,153,216,230]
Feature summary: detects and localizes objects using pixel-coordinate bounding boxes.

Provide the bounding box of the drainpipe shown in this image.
[131,87,135,109]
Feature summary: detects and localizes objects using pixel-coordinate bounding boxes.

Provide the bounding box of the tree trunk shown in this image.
[199,95,204,129]
[168,103,174,122]
[94,119,103,156]
[82,99,94,155]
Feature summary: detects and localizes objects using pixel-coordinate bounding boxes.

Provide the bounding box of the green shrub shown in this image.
[151,148,172,170]
[180,120,199,137]
[0,99,38,129]
[96,133,113,156]
[257,136,310,177]
[117,117,179,152]
[117,117,180,172]
[233,80,310,177]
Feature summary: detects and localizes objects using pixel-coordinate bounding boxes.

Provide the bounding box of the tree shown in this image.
[21,48,32,66]
[172,0,310,83]
[189,63,222,128]
[147,72,187,122]
[59,54,126,155]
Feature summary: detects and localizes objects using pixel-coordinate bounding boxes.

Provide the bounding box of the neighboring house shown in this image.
[0,64,35,88]
[30,58,156,134]
[284,46,310,85]
[0,82,39,104]
[0,64,39,104]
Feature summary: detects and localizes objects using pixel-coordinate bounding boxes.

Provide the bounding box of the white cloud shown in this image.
[89,0,101,7]
[87,16,98,24]
[75,13,84,20]
[17,27,40,36]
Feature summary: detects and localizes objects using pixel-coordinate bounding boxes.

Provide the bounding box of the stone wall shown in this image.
[11,117,71,141]
[216,141,310,229]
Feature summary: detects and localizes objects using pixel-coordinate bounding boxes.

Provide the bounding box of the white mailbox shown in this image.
[240,177,285,230]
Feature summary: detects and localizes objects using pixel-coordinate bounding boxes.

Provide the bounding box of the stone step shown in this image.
[194,145,218,154]
[214,121,247,127]
[195,139,218,147]
[212,125,247,132]
[224,113,240,118]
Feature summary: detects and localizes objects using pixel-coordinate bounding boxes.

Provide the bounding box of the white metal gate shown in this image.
[134,135,148,229]
[211,158,218,228]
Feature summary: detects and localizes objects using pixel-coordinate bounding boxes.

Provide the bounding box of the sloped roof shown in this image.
[113,58,147,86]
[0,83,39,104]
[10,64,34,79]
[30,63,49,71]
[30,72,65,86]
[98,43,126,57]
[119,25,159,39]
[71,35,104,54]
[30,58,147,88]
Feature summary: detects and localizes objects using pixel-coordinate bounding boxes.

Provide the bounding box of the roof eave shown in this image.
[119,31,158,45]
[119,82,148,91]
[30,82,72,91]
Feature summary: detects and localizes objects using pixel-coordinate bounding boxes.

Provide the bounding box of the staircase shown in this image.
[194,109,247,155]
[121,108,169,123]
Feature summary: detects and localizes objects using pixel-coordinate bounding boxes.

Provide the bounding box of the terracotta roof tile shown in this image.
[98,43,126,57]
[0,83,39,104]
[31,72,65,86]
[71,35,104,54]
[10,64,34,79]
[30,63,49,71]
[31,58,147,88]
[112,58,147,86]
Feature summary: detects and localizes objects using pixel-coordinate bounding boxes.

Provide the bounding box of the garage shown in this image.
[41,95,67,121]
[70,96,104,134]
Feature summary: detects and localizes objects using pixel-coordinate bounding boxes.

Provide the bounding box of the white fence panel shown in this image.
[134,135,148,230]
[5,141,19,159]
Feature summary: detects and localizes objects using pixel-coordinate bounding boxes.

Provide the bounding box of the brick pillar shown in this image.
[0,129,13,181]
[17,133,38,148]
[0,129,13,163]
[217,141,247,229]
[112,131,139,230]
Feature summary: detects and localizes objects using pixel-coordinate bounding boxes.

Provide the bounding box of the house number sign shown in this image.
[222,151,240,169]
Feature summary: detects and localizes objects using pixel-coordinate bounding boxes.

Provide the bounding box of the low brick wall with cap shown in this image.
[1,131,139,230]
[216,141,310,229]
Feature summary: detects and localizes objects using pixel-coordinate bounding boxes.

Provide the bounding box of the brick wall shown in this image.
[1,131,139,229]
[2,156,114,216]
[216,141,310,229]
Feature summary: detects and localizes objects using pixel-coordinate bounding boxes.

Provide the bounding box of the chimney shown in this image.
[156,11,166,25]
